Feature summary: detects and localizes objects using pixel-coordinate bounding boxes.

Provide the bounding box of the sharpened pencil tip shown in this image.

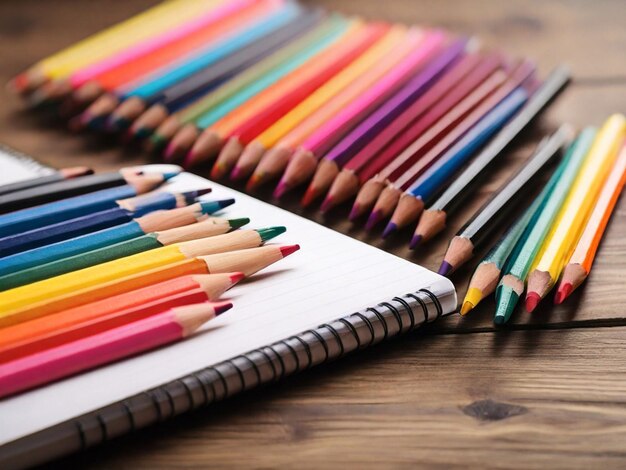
[320,196,334,213]
[228,218,250,229]
[365,210,383,231]
[161,170,180,181]
[135,127,153,140]
[409,234,422,250]
[218,198,235,209]
[273,180,288,199]
[246,173,263,193]
[164,143,178,162]
[300,187,317,208]
[494,286,520,325]
[184,151,197,168]
[258,226,286,242]
[525,292,541,313]
[438,261,453,277]
[460,301,475,316]
[229,272,245,284]
[230,166,244,181]
[280,244,300,257]
[381,222,397,239]
[214,301,233,316]
[348,204,361,222]
[554,283,573,305]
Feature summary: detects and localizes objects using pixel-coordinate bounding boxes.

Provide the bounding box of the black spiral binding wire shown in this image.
[0,289,444,469]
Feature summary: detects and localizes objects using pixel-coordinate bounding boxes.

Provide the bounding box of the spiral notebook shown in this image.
[0,167,456,468]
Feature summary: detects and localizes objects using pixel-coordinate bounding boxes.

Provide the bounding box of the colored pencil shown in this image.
[493,130,596,324]
[0,227,285,315]
[0,168,177,213]
[0,166,93,196]
[160,13,347,159]
[312,38,467,211]
[183,22,386,169]
[461,143,558,316]
[0,199,230,273]
[555,143,626,304]
[0,274,241,362]
[413,65,571,245]
[343,54,504,221]
[0,176,169,238]
[0,218,252,290]
[225,26,417,182]
[1,244,299,326]
[0,290,237,363]
[525,114,626,311]
[69,0,257,91]
[274,54,484,202]
[0,273,242,362]
[378,73,529,235]
[0,303,231,399]
[105,2,303,129]
[73,1,291,130]
[439,125,571,276]
[110,6,321,132]
[0,189,209,256]
[250,31,452,195]
[10,0,220,94]
[130,15,349,142]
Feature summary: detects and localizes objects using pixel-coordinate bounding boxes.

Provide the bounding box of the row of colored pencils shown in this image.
[0,164,300,398]
[9,0,567,250]
[460,114,626,324]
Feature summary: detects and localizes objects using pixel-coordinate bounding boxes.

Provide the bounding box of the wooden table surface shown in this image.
[1,0,625,468]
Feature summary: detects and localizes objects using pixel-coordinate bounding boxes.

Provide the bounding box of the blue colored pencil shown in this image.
[0,199,233,274]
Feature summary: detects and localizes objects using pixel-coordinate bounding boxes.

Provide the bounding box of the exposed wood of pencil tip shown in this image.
[127,173,166,194]
[233,140,267,180]
[327,169,360,206]
[199,245,294,277]
[558,263,588,292]
[210,136,241,177]
[190,273,242,300]
[526,269,554,300]
[255,144,293,179]
[179,230,262,258]
[155,218,231,245]
[173,303,222,337]
[352,175,387,218]
[112,96,146,123]
[468,261,502,298]
[132,104,168,134]
[414,208,447,243]
[135,204,203,233]
[281,147,317,187]
[389,193,424,228]
[442,236,475,273]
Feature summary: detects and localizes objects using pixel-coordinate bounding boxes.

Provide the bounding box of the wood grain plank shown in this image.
[47,327,626,469]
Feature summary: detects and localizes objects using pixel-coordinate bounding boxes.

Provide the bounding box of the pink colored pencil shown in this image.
[69,0,255,88]
[302,31,447,158]
[0,303,231,398]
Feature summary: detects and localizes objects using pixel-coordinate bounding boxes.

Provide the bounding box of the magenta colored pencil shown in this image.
[320,37,467,167]
[303,30,447,157]
[0,303,230,398]
[69,0,255,88]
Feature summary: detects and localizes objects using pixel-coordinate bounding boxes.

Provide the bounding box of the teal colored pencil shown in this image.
[0,199,234,275]
[494,128,597,325]
[0,220,275,290]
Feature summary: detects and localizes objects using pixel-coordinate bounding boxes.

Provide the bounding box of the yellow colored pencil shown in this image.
[12,0,220,88]
[0,228,283,320]
[525,114,626,311]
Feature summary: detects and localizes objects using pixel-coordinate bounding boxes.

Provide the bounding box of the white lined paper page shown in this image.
[0,169,455,445]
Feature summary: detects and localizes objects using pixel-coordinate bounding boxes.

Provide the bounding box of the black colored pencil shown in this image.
[0,167,93,196]
[0,169,178,213]
[438,125,571,276]
[412,65,571,246]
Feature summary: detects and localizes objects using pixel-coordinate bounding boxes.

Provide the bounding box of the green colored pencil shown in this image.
[494,128,596,325]
[0,218,251,290]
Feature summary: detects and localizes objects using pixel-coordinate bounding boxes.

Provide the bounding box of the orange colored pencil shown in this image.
[555,143,626,303]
